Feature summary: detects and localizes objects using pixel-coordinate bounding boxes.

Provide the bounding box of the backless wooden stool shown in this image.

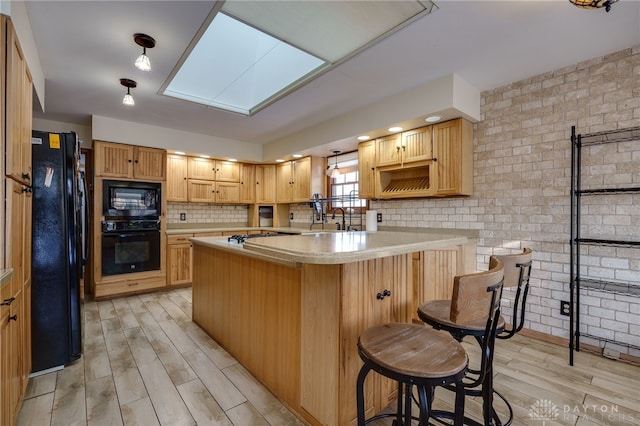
[357,258,504,426]
[418,249,532,425]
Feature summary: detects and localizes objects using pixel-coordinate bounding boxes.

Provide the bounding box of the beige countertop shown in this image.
[191,231,473,265]
[166,225,302,235]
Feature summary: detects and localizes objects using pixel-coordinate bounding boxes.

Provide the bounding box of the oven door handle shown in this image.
[111,232,153,238]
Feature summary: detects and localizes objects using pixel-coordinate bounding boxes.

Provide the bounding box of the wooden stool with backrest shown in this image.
[417,248,532,425]
[356,257,504,425]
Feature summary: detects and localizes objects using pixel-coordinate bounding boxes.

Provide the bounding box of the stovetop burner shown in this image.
[227,233,275,244]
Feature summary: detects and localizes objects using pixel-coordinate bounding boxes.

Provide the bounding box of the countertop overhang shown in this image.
[191,231,473,265]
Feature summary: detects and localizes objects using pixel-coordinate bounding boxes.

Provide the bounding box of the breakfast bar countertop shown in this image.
[190,231,473,265]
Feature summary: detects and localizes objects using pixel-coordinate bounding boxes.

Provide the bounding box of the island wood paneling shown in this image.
[192,245,302,414]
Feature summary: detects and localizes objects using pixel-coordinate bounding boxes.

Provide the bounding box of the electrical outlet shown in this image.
[376,213,382,223]
[560,300,570,316]
[180,213,186,221]
[290,212,294,220]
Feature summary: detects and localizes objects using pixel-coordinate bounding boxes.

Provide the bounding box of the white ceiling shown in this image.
[25,0,640,157]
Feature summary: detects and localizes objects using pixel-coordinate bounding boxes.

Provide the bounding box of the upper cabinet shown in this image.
[362,118,473,199]
[166,154,188,202]
[94,141,166,181]
[5,18,33,186]
[276,156,325,203]
[187,157,240,182]
[358,140,377,199]
[239,163,255,204]
[255,164,276,203]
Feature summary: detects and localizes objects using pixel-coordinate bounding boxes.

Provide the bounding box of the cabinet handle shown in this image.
[21,173,31,181]
[128,282,139,287]
[8,314,17,322]
[376,289,391,300]
[1,297,15,306]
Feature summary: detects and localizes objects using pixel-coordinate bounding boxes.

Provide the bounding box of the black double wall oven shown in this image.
[101,180,161,276]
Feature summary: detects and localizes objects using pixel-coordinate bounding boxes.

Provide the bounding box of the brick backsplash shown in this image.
[289,45,640,357]
[167,202,249,224]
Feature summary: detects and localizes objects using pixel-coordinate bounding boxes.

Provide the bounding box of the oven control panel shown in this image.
[102,220,160,233]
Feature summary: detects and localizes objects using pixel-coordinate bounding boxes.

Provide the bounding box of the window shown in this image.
[328,154,367,212]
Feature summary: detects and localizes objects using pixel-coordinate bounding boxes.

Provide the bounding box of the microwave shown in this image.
[103,180,161,219]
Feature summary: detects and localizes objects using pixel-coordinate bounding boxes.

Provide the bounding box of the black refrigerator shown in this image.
[31,130,82,374]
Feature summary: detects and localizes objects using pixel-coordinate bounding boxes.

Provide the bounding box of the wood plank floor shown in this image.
[17,288,640,425]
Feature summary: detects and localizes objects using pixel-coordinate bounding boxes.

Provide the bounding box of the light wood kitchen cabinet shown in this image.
[187,157,239,182]
[276,156,325,203]
[167,234,193,286]
[1,178,32,426]
[4,17,33,187]
[185,157,240,203]
[255,165,276,203]
[166,154,188,202]
[239,163,255,204]
[94,141,166,181]
[188,179,216,203]
[215,181,240,203]
[216,161,240,182]
[376,126,432,168]
[432,118,473,196]
[358,140,377,199]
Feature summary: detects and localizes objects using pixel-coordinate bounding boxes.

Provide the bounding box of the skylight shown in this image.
[163,1,437,116]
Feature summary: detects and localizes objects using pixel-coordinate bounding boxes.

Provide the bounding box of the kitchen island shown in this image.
[191,231,476,426]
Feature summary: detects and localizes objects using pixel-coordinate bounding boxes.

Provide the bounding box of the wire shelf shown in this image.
[579,126,640,146]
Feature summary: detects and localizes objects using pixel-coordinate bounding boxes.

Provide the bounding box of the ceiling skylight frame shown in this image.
[161,1,438,116]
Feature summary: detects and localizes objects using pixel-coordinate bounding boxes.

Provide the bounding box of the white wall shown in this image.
[92,115,264,162]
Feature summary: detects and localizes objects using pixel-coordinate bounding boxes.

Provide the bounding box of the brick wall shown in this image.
[167,202,248,224]
[370,45,640,356]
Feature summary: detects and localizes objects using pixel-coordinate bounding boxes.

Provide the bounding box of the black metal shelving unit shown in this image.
[569,125,640,365]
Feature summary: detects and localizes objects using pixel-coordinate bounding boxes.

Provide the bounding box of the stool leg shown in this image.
[404,383,413,426]
[395,382,403,426]
[453,382,465,426]
[356,365,370,426]
[417,385,430,425]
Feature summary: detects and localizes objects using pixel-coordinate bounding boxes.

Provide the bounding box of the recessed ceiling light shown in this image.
[175,151,186,155]
[228,158,237,162]
[388,126,403,132]
[292,154,303,158]
[200,154,210,158]
[357,135,371,141]
[275,159,285,163]
[425,115,441,123]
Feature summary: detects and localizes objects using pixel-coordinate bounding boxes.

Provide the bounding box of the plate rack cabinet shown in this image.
[569,125,640,365]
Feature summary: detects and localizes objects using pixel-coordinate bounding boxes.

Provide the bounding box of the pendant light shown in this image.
[326,150,341,178]
[120,78,137,106]
[569,0,617,12]
[134,33,155,71]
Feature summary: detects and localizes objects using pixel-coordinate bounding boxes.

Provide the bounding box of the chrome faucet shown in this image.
[332,208,346,231]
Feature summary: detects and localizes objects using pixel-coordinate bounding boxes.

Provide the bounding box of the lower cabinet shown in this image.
[167,234,193,286]
[94,274,166,299]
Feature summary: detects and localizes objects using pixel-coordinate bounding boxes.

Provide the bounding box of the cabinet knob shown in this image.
[376,289,391,300]
[8,314,17,322]
[432,157,437,162]
[21,186,32,193]
[128,159,133,163]
[135,160,139,164]
[1,297,15,306]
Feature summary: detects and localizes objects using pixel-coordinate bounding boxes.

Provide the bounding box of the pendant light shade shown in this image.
[326,150,341,178]
[134,33,155,71]
[569,0,617,12]
[120,78,137,106]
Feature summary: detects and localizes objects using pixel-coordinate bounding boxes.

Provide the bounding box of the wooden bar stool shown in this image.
[356,258,504,426]
[417,249,532,425]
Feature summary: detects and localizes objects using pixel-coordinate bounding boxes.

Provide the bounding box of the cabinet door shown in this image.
[134,147,166,181]
[215,161,240,182]
[432,118,473,196]
[1,304,11,426]
[168,243,192,286]
[256,165,276,203]
[6,181,24,297]
[167,154,188,202]
[5,22,32,185]
[95,142,134,178]
[188,179,216,202]
[188,157,216,180]
[239,163,255,204]
[215,182,240,204]
[358,140,376,199]
[401,126,432,164]
[276,162,293,203]
[375,134,402,167]
[292,157,311,202]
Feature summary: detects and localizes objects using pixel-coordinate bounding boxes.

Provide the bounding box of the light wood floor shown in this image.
[17,288,640,425]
